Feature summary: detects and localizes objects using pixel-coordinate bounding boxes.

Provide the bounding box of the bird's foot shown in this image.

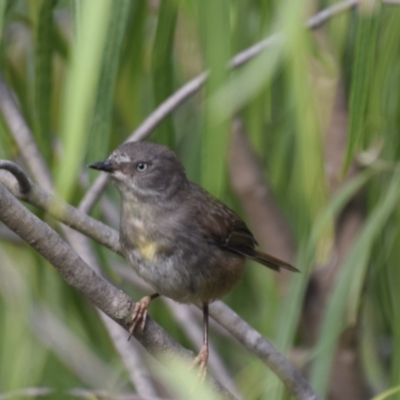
[191,344,209,381]
[128,295,154,339]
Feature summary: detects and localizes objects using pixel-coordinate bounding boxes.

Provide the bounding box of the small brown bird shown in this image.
[89,141,297,378]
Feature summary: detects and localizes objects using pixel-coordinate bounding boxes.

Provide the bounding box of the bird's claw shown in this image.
[190,344,209,381]
[128,295,152,339]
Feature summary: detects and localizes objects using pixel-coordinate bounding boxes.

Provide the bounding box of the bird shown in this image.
[88,141,298,379]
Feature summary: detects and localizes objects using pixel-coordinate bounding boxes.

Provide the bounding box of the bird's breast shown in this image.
[121,218,161,263]
[135,237,160,262]
[120,201,159,258]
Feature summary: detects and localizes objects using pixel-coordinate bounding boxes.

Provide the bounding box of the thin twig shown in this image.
[79,0,360,214]
[306,0,359,30]
[68,389,172,400]
[0,75,53,191]
[0,388,53,400]
[0,161,31,194]
[231,0,359,67]
[78,173,109,212]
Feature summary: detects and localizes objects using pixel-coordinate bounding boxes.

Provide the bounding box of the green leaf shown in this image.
[199,0,231,197]
[342,7,380,174]
[0,0,7,44]
[55,0,113,201]
[34,0,56,164]
[86,0,131,170]
[372,386,400,400]
[151,0,177,148]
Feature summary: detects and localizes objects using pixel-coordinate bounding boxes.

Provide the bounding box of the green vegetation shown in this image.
[0,0,399,399]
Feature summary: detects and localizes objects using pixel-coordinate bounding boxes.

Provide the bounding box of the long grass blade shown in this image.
[34,0,56,164]
[55,0,112,201]
[151,0,177,148]
[86,0,131,171]
[342,6,380,173]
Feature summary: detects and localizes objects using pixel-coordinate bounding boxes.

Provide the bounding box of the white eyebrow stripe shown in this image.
[113,154,131,163]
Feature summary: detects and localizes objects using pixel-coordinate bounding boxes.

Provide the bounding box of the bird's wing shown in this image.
[192,185,298,272]
[191,185,256,247]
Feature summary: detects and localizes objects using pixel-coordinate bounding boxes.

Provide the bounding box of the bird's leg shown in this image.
[192,303,209,380]
[128,293,159,339]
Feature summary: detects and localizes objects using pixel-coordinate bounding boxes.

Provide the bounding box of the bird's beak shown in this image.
[88,159,115,173]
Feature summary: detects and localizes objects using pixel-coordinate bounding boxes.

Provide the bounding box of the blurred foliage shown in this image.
[1,0,400,399]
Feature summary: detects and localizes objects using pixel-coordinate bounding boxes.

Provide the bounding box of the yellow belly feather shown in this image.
[137,240,158,261]
[128,217,160,262]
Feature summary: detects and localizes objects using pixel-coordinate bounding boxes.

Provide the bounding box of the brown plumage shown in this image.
[89,141,298,379]
[192,186,297,272]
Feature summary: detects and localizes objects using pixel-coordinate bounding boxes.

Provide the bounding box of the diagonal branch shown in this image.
[210,302,318,400]
[0,167,120,253]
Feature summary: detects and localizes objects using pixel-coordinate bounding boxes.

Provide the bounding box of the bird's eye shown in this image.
[136,162,148,172]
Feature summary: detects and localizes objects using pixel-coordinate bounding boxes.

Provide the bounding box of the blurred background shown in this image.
[0,0,399,399]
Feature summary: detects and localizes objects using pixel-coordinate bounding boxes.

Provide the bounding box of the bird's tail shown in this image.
[251,250,299,272]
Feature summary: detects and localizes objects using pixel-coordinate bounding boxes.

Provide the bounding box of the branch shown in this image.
[0,160,32,194]
[79,0,360,213]
[0,75,53,190]
[0,388,53,400]
[0,181,235,400]
[209,302,320,400]
[0,167,120,253]
[0,387,168,400]
[0,162,321,400]
[68,389,169,400]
